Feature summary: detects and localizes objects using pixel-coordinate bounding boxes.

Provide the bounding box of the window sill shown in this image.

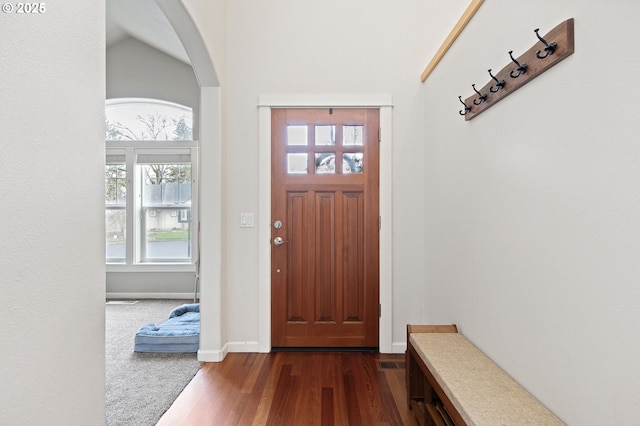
[106,263,196,273]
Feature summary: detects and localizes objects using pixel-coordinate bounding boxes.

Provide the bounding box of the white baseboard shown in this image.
[392,341,407,354]
[200,341,400,360]
[198,343,228,362]
[106,292,198,300]
[227,341,262,353]
[197,341,263,362]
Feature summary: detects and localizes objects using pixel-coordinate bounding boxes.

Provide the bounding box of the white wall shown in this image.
[422,1,640,424]
[107,37,200,137]
[180,0,226,86]
[0,2,106,425]
[178,0,227,360]
[206,0,468,351]
[106,271,195,298]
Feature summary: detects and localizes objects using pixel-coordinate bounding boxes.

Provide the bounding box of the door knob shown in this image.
[273,236,288,245]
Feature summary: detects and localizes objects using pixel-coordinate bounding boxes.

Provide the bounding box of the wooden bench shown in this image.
[406,324,564,426]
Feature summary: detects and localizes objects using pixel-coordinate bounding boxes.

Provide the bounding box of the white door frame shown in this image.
[257,94,393,353]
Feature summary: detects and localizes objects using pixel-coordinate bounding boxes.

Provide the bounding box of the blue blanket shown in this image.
[134,303,200,353]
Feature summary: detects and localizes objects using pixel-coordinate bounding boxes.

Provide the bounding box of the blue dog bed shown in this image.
[134,303,200,353]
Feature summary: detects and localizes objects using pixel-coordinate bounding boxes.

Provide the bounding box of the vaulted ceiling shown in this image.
[106,0,190,65]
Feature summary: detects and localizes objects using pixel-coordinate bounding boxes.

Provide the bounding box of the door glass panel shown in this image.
[315,125,335,145]
[343,153,364,173]
[343,125,364,146]
[315,153,336,174]
[287,125,308,146]
[287,153,308,174]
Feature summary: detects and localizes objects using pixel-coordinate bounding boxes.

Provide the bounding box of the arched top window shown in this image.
[105,98,197,265]
[106,98,193,141]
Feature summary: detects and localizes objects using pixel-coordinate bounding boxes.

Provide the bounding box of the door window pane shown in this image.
[315,153,336,174]
[343,125,364,146]
[287,153,308,174]
[287,125,308,146]
[343,153,364,173]
[315,153,363,174]
[315,125,335,145]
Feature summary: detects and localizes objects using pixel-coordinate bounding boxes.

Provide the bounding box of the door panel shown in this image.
[315,192,336,323]
[271,108,379,348]
[341,191,364,323]
[286,192,309,322]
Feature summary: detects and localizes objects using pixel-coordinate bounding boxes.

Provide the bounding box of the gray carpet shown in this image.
[106,299,201,426]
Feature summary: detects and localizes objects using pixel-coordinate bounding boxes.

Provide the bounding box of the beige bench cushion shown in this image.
[410,333,564,426]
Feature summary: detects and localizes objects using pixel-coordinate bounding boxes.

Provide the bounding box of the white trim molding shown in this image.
[227,341,261,353]
[197,343,228,363]
[257,94,394,354]
[392,342,407,354]
[258,94,393,108]
[106,292,197,300]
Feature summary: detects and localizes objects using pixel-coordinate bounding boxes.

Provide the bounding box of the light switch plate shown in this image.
[240,213,254,228]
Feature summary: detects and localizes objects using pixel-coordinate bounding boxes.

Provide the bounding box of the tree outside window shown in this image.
[105,98,196,264]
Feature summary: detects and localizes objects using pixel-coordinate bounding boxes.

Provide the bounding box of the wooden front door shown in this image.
[271,108,380,348]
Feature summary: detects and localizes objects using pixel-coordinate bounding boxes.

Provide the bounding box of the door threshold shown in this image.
[271,347,379,353]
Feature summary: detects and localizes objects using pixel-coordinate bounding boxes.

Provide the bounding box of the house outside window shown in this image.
[105,98,198,265]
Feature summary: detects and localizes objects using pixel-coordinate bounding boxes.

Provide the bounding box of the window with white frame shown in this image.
[105,98,197,265]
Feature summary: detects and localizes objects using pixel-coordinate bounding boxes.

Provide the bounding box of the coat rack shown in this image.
[459,18,574,120]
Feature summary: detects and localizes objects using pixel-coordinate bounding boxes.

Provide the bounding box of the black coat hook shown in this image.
[534,28,557,59]
[508,50,528,78]
[458,96,471,116]
[488,69,505,93]
[472,84,488,105]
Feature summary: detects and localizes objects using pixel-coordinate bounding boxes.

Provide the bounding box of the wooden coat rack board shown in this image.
[460,18,574,120]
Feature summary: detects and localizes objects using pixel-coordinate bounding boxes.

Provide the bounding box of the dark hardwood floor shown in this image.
[157,352,418,426]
